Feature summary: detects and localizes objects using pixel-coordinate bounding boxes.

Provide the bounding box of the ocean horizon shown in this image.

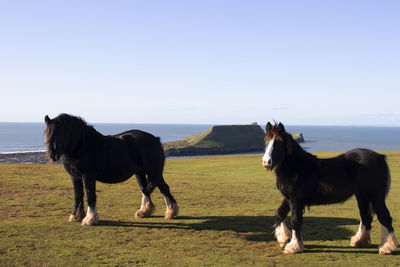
[0,122,400,154]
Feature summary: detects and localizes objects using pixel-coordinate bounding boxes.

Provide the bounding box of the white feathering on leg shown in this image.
[164,197,179,219]
[379,226,398,255]
[275,222,292,248]
[81,206,99,226]
[135,193,155,218]
[350,222,371,247]
[284,230,304,254]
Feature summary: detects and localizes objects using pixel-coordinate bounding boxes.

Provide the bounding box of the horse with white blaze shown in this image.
[262,122,397,255]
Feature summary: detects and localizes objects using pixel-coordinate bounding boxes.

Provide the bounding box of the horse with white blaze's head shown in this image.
[44,114,178,225]
[262,122,397,255]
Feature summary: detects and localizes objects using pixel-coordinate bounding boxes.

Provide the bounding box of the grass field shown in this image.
[1,151,399,266]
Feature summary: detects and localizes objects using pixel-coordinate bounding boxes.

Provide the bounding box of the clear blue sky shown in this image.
[1,1,399,125]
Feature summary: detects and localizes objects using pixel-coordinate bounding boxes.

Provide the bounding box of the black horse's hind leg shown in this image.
[81,177,99,226]
[284,200,304,254]
[150,174,179,219]
[135,172,156,218]
[274,198,292,247]
[351,193,372,247]
[69,176,85,222]
[370,198,398,254]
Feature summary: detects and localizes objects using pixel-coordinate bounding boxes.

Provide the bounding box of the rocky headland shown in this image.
[163,124,304,157]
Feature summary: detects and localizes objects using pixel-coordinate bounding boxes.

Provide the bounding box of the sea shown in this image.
[0,122,400,154]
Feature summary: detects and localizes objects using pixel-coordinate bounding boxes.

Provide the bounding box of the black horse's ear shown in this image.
[277,122,285,133]
[266,122,272,133]
[45,115,51,124]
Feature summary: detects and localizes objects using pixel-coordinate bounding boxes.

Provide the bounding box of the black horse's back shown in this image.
[342,148,391,197]
[114,129,165,172]
[310,148,390,206]
[343,148,386,166]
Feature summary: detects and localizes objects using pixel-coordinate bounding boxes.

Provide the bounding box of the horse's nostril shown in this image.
[268,159,272,165]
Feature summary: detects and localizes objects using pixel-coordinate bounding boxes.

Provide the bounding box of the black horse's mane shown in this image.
[269,123,315,160]
[45,113,100,158]
[284,132,306,157]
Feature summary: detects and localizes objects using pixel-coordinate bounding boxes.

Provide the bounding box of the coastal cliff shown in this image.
[163,124,304,157]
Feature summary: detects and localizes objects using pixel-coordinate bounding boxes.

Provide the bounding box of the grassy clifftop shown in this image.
[163,124,266,157]
[2,152,399,266]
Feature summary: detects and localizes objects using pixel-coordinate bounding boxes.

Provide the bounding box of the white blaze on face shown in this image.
[262,137,275,167]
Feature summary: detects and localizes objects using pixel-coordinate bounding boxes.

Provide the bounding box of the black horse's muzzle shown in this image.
[48,142,61,161]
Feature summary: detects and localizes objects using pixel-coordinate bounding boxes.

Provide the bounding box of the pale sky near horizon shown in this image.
[1,1,399,126]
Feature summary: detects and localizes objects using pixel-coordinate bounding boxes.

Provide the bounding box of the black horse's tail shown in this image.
[369,154,391,216]
[157,137,166,167]
[382,155,391,198]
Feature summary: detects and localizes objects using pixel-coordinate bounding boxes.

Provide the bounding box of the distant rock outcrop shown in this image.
[292,133,304,143]
[163,124,304,157]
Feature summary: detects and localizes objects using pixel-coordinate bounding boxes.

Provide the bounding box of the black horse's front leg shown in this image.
[81,176,99,226]
[284,199,305,254]
[275,198,292,247]
[69,176,85,222]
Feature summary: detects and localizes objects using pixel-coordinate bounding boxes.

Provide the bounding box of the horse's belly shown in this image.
[309,184,355,205]
[96,159,138,184]
[96,174,133,184]
[96,165,137,184]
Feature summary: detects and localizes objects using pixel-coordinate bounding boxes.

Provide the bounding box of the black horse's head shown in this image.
[44,114,89,161]
[262,122,288,171]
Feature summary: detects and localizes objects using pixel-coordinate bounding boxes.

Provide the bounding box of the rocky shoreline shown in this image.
[0,152,53,164]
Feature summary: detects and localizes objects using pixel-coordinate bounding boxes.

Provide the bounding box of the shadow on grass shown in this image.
[99,215,359,243]
[304,244,400,255]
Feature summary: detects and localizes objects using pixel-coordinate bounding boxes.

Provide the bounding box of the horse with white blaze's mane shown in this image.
[262,122,397,255]
[44,114,178,225]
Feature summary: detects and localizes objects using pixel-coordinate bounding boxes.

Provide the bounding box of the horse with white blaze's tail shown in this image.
[44,114,178,225]
[262,122,397,255]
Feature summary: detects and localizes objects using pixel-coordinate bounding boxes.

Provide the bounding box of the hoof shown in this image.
[69,214,82,222]
[283,230,304,254]
[379,228,398,255]
[350,234,371,247]
[350,223,370,247]
[284,241,304,254]
[164,209,177,219]
[81,207,99,226]
[69,208,85,222]
[164,202,179,219]
[81,214,99,226]
[135,203,155,218]
[379,246,396,255]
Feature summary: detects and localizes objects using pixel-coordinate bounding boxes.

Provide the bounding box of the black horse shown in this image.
[262,122,397,254]
[44,114,178,225]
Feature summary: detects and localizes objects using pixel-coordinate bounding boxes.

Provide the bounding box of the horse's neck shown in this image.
[76,127,103,150]
[279,138,316,171]
[85,127,103,139]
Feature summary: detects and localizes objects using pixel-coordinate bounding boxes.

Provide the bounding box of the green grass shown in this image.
[1,151,399,266]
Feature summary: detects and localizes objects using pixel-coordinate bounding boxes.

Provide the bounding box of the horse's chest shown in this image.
[276,179,294,197]
[276,173,310,198]
[64,164,83,178]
